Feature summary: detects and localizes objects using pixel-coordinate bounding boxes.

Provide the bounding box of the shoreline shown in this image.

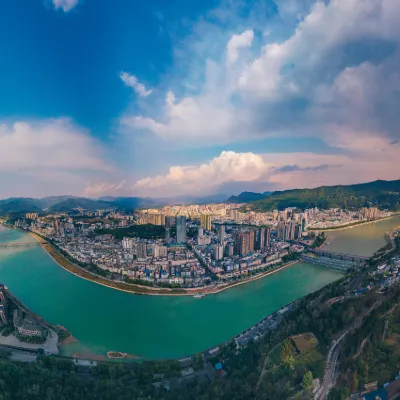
[28,231,298,297]
[309,215,398,233]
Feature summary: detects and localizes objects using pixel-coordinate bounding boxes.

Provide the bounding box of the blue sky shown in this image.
[0,0,399,198]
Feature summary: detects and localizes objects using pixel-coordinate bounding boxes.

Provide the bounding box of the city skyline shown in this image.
[1,0,399,199]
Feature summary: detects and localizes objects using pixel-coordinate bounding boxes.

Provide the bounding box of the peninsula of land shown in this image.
[29,231,298,296]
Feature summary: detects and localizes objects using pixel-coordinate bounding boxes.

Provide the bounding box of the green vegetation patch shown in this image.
[96,224,166,240]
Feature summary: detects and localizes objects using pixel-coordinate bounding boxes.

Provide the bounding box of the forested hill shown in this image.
[248,179,400,211]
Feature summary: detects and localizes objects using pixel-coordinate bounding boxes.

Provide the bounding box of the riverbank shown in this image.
[28,231,297,297]
[309,215,398,232]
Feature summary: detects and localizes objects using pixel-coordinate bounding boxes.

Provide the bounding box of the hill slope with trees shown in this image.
[248,179,400,211]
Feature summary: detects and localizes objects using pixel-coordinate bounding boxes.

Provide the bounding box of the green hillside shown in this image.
[47,197,112,212]
[0,198,43,215]
[0,196,113,216]
[249,179,400,211]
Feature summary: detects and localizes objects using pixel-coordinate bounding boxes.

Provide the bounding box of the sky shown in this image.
[0,0,399,199]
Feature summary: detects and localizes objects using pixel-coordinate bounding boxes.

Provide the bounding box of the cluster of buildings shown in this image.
[14,201,394,289]
[52,229,209,287]
[0,284,45,338]
[307,207,392,230]
[192,224,291,279]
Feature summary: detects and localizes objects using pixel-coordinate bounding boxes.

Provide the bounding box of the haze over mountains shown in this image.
[0,194,229,214]
[0,179,399,215]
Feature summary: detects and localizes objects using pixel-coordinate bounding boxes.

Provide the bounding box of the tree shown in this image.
[351,371,359,391]
[302,371,313,388]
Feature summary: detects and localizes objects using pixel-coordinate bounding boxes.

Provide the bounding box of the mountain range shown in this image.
[227,191,272,203]
[245,179,400,211]
[1,179,399,215]
[0,194,229,215]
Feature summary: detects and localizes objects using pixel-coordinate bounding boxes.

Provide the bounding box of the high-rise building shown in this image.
[198,227,204,237]
[361,207,379,220]
[255,228,265,250]
[264,227,271,249]
[249,230,255,252]
[26,213,38,220]
[147,213,165,226]
[225,243,234,257]
[218,225,225,244]
[176,216,187,243]
[213,244,224,260]
[285,221,297,241]
[165,216,176,227]
[165,227,171,241]
[153,245,167,258]
[234,231,253,256]
[197,236,211,245]
[122,237,133,250]
[200,214,212,231]
[301,218,307,233]
[294,224,301,240]
[54,218,60,234]
[277,221,286,241]
[137,243,147,259]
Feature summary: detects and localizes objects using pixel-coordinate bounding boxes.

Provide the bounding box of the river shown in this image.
[320,216,400,256]
[0,217,398,359]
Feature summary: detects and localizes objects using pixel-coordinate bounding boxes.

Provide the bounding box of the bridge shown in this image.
[0,241,42,249]
[301,249,370,270]
[308,249,370,265]
[301,255,358,271]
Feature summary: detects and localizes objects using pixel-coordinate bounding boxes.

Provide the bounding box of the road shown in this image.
[314,301,381,399]
[316,345,340,399]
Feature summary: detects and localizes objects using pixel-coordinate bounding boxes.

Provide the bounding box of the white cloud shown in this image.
[0,119,111,172]
[134,151,271,196]
[52,0,79,12]
[239,0,400,96]
[125,142,399,196]
[120,72,153,97]
[226,29,254,64]
[0,119,115,198]
[120,0,400,151]
[121,89,235,142]
[84,181,126,197]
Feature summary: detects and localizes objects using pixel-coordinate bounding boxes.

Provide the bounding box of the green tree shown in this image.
[302,371,313,388]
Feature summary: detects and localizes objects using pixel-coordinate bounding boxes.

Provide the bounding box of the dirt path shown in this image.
[256,342,281,389]
[353,337,368,359]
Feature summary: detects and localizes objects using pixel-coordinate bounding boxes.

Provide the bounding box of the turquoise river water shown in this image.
[0,216,399,359]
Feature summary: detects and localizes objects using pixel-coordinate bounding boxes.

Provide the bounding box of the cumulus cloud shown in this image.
[0,119,111,172]
[122,142,399,196]
[52,0,79,12]
[120,0,400,151]
[121,90,236,142]
[226,29,254,64]
[120,72,152,97]
[134,151,271,195]
[0,119,114,198]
